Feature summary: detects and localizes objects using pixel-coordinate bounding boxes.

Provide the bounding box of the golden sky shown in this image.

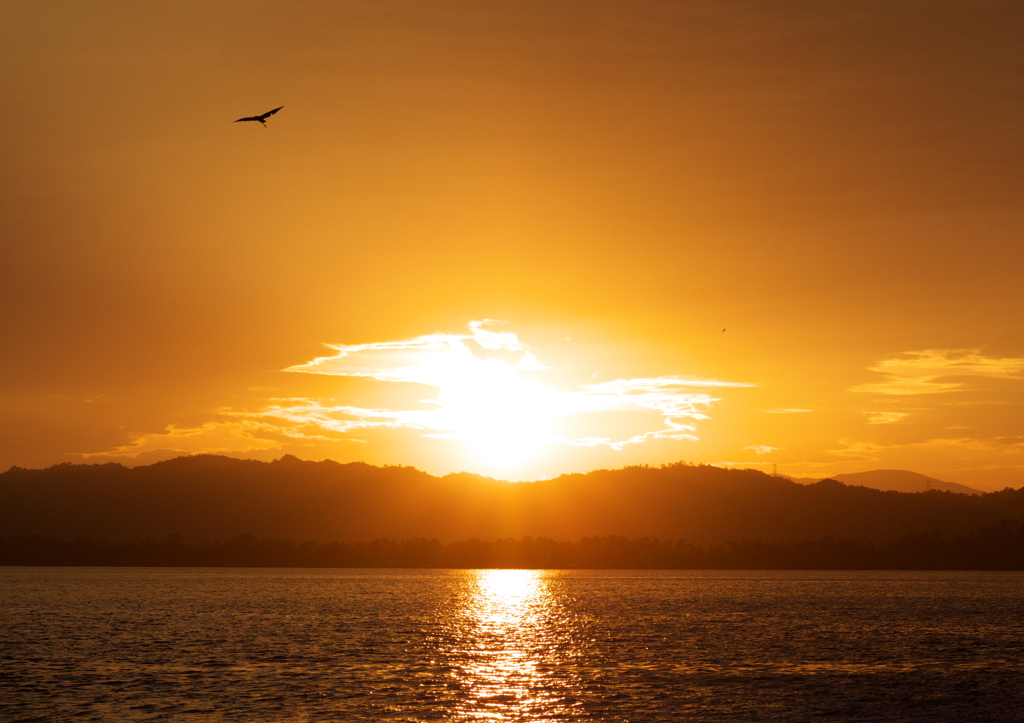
[2,1,1024,488]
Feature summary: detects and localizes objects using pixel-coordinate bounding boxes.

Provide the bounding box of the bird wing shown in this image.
[257,106,284,120]
[233,116,258,122]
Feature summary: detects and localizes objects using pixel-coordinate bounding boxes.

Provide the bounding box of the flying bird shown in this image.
[233,106,283,127]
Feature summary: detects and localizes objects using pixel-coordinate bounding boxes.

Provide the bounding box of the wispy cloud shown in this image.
[827,438,886,460]
[763,408,812,414]
[82,321,756,466]
[865,411,909,425]
[852,350,1024,395]
[745,445,780,454]
[82,418,307,463]
[274,321,753,451]
[286,319,546,384]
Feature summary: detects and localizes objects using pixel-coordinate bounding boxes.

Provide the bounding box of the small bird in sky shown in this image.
[722,328,726,332]
[233,106,284,127]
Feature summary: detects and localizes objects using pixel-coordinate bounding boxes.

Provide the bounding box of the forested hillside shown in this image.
[2,455,1022,544]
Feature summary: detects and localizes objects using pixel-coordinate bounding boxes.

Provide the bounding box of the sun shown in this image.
[285,320,573,474]
[280,319,739,479]
[432,360,561,471]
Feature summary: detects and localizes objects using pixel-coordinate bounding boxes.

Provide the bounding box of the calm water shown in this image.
[2,568,1023,722]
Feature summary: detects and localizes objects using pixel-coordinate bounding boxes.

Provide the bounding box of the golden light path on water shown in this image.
[449,570,584,721]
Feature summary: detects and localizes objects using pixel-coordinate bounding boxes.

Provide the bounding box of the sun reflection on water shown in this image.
[450,569,581,721]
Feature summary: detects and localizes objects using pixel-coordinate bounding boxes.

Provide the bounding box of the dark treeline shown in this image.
[4,520,1024,569]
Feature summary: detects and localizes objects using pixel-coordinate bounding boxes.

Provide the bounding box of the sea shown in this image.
[2,568,1023,722]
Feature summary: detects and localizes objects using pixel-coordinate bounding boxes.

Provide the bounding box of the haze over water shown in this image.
[4,568,1023,721]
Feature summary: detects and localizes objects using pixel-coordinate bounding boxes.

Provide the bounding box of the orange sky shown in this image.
[3,1,1024,488]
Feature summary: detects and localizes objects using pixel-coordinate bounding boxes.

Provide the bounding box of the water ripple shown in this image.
[2,568,1023,721]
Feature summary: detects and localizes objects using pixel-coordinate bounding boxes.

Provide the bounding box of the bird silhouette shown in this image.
[233,106,283,127]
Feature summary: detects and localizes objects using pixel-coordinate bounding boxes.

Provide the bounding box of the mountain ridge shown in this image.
[2,455,1019,545]
[831,469,983,495]
[784,470,983,495]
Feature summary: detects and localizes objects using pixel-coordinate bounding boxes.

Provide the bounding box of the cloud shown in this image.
[865,411,909,424]
[827,439,886,460]
[286,319,546,385]
[275,321,753,451]
[744,445,780,454]
[852,350,1024,396]
[239,399,428,436]
[846,349,1024,454]
[82,418,304,463]
[763,408,812,414]
[81,321,756,466]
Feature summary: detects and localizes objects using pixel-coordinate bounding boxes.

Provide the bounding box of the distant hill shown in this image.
[0,456,1019,545]
[831,470,983,496]
[784,470,983,496]
[782,475,824,485]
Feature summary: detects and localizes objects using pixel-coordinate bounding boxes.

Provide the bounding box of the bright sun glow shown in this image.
[88,321,754,478]
[431,365,559,469]
[268,320,752,476]
[95,321,752,477]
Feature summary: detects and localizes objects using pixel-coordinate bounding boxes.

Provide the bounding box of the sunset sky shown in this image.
[3,1,1024,487]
